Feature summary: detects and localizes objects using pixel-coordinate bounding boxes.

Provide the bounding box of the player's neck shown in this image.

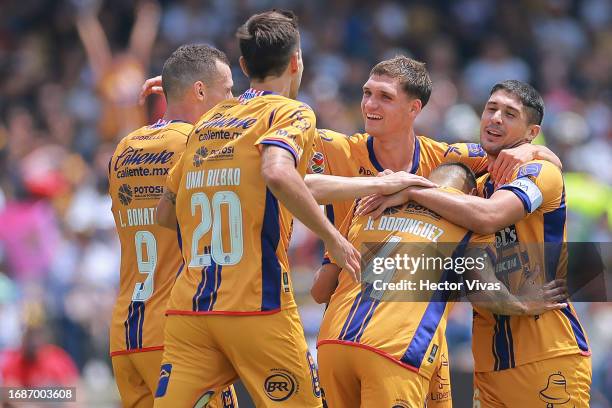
[163,103,197,125]
[372,129,416,172]
[249,77,292,98]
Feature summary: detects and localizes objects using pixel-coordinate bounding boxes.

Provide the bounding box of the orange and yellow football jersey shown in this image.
[109,119,191,356]
[472,160,590,372]
[311,129,489,231]
[166,89,316,315]
[318,190,493,380]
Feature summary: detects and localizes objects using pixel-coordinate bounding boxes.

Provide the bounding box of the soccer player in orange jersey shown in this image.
[108,44,237,408]
[304,56,563,408]
[311,163,567,408]
[359,80,591,407]
[150,10,409,408]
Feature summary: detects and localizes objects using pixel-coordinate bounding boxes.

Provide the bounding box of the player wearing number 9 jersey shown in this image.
[109,45,238,408]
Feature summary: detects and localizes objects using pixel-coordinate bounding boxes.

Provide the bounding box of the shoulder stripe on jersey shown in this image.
[259,139,299,166]
[261,188,282,311]
[367,135,420,173]
[400,231,472,368]
[124,301,145,350]
[268,109,277,128]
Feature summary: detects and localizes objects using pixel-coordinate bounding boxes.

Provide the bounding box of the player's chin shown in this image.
[364,120,383,134]
[480,139,502,156]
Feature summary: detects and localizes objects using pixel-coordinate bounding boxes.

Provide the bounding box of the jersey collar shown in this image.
[366,134,421,174]
[238,88,277,103]
[147,119,189,128]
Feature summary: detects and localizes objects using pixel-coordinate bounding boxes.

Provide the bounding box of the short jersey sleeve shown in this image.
[498,160,563,214]
[441,142,489,176]
[309,129,353,175]
[255,103,316,166]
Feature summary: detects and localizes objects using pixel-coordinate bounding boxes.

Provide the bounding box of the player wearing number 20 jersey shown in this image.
[166,91,316,314]
[154,90,323,407]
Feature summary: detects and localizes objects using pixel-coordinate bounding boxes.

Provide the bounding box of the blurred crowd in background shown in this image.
[0,0,610,406]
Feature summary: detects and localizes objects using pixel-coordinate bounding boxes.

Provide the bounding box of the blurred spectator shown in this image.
[75,0,160,141]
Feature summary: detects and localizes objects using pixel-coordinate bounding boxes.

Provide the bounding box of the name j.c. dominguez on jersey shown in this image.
[114,146,175,178]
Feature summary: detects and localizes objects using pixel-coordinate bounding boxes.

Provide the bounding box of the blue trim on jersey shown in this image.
[355,296,380,342]
[400,231,471,368]
[325,204,335,225]
[543,188,566,281]
[367,136,384,172]
[339,285,378,342]
[493,315,515,370]
[500,185,532,213]
[125,301,145,349]
[176,224,183,252]
[543,189,589,352]
[259,139,299,166]
[192,249,221,312]
[261,188,282,311]
[410,137,421,174]
[339,291,364,340]
[560,305,589,352]
[366,135,420,173]
[483,176,495,198]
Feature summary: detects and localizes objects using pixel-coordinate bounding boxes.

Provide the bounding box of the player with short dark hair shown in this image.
[152,10,363,408]
[359,80,592,407]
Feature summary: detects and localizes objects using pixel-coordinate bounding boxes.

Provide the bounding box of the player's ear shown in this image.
[239,56,250,78]
[410,98,422,115]
[289,50,300,73]
[194,81,206,102]
[469,187,477,196]
[525,124,541,142]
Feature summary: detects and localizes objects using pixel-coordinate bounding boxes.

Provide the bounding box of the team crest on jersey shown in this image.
[193,147,209,167]
[310,151,325,173]
[155,364,172,397]
[539,371,570,407]
[118,184,133,205]
[264,369,298,402]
